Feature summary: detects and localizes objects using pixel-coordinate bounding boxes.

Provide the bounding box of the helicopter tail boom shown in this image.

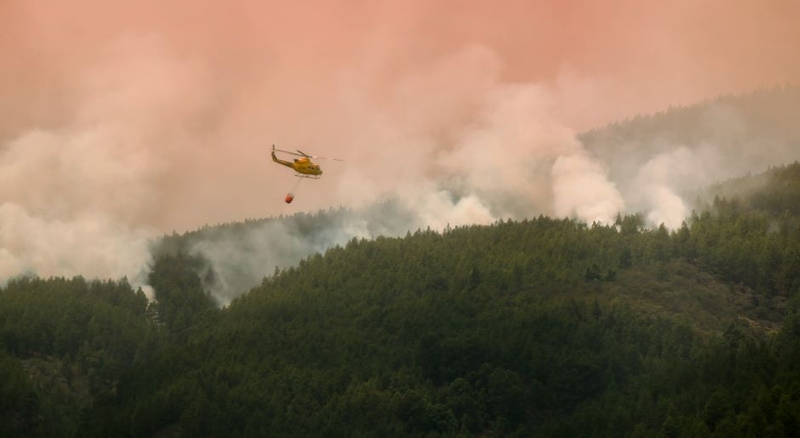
[271,146,295,168]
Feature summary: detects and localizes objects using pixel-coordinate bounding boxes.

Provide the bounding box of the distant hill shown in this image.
[580,85,800,217]
[580,85,800,181]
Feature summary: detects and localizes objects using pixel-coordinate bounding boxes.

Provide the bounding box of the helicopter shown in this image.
[271,145,343,203]
[271,145,343,179]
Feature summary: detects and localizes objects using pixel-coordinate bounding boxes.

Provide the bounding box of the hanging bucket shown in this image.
[285,193,295,204]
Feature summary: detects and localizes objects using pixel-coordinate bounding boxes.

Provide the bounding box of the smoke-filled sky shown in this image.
[2,0,799,288]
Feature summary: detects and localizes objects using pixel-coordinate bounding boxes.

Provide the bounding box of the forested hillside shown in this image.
[153,200,420,304]
[3,160,800,437]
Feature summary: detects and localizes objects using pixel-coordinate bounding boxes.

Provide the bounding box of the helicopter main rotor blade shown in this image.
[275,146,344,161]
[274,147,306,157]
[309,156,345,161]
[296,149,344,161]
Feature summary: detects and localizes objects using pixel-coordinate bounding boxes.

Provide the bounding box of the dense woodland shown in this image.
[3,90,800,437]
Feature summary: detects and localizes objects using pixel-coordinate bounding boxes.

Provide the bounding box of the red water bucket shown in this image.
[285,193,294,204]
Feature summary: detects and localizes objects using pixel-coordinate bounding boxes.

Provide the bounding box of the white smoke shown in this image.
[629,147,701,229]
[0,124,160,287]
[332,48,627,226]
[603,99,800,230]
[2,22,797,302]
[552,153,625,224]
[0,34,213,288]
[0,203,154,286]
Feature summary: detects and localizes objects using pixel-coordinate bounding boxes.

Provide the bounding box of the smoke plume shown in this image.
[1,1,798,299]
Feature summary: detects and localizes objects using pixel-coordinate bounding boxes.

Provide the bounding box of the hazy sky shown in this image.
[1,0,799,285]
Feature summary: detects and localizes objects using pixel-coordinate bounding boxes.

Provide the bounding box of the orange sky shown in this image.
[3,0,798,129]
[1,0,799,227]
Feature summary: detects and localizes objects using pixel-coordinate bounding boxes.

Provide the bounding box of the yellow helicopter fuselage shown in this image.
[272,150,323,177]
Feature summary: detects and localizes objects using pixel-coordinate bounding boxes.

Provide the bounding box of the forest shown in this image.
[3,90,800,437]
